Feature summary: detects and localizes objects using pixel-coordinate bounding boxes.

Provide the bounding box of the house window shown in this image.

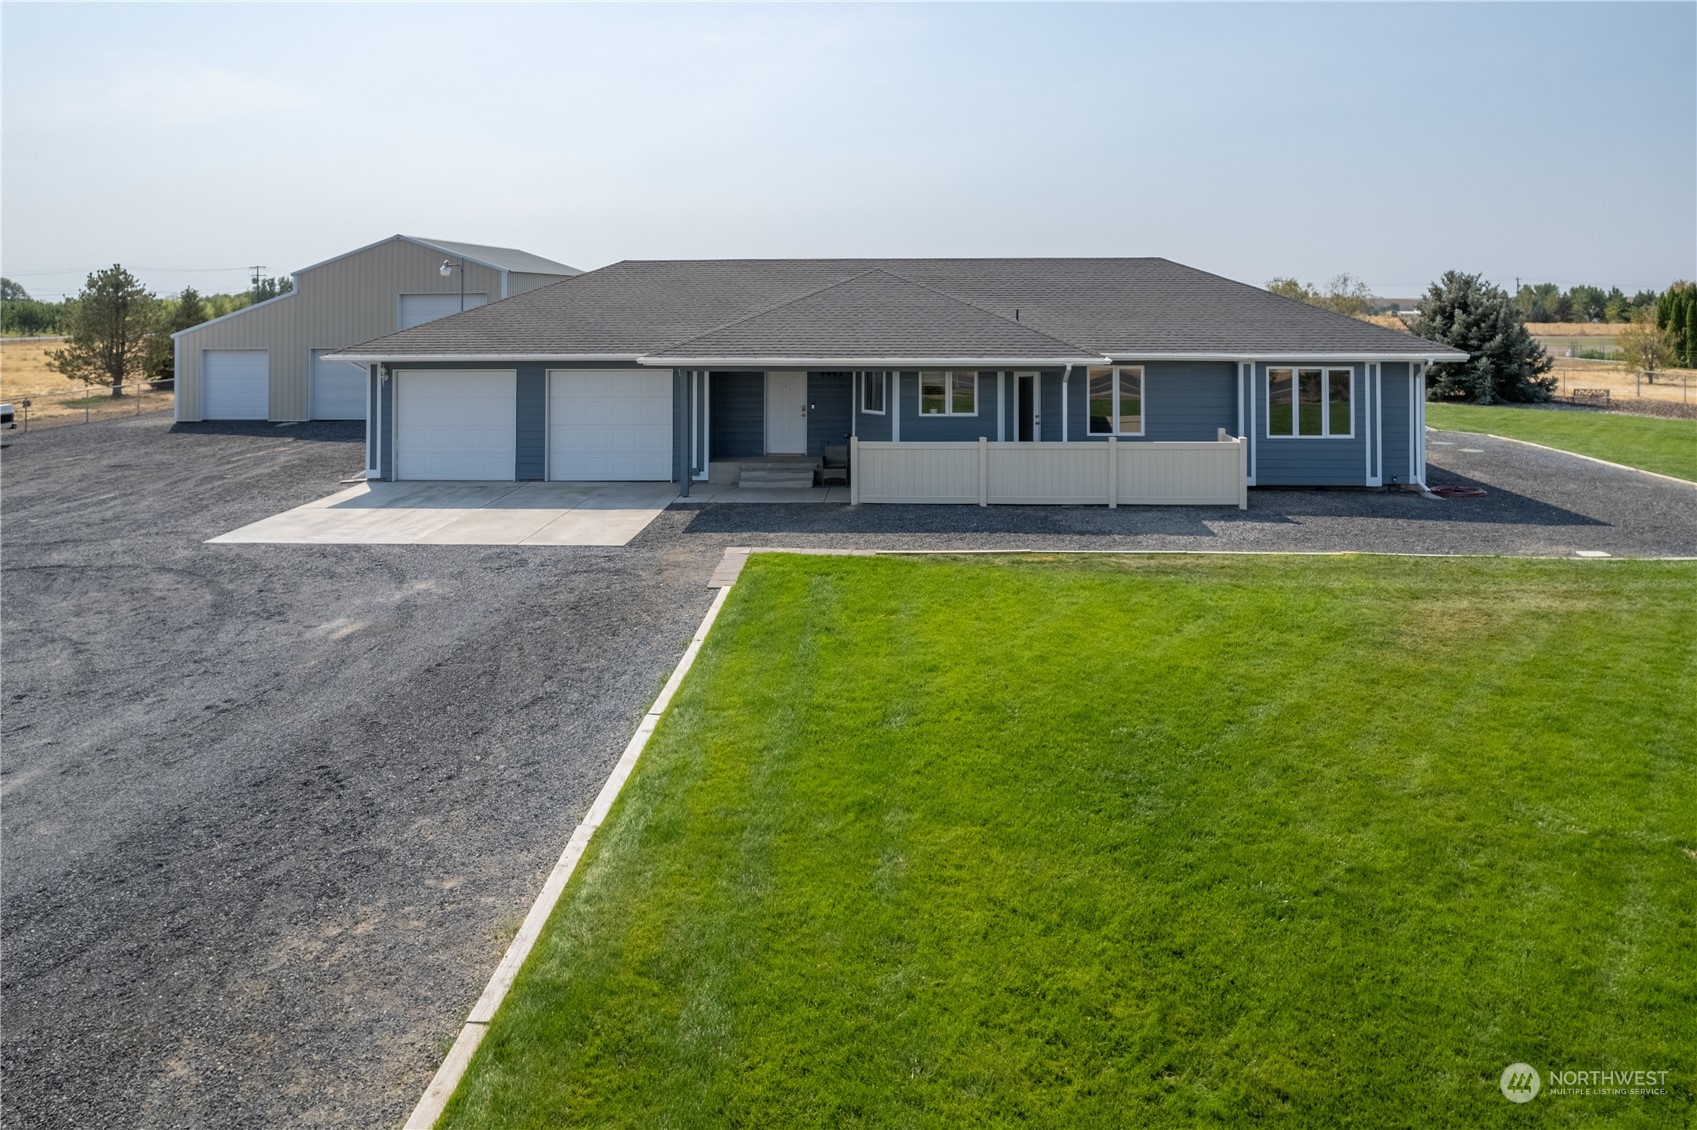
[1086,366,1144,435]
[919,370,978,416]
[861,370,886,415]
[1268,366,1353,438]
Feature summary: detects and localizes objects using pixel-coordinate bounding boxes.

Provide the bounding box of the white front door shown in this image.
[765,370,806,454]
[548,369,673,480]
[393,370,516,480]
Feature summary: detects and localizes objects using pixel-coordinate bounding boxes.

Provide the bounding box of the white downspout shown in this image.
[1416,362,1431,490]
[1061,364,1071,443]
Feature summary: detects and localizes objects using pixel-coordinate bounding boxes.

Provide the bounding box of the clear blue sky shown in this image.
[3,2,1692,301]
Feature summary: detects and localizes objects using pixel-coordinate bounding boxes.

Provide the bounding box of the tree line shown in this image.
[1,267,292,395]
[1270,271,1693,403]
[1512,281,1658,324]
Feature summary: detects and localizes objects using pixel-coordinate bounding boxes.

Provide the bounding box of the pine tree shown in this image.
[47,266,158,396]
[1412,272,1555,404]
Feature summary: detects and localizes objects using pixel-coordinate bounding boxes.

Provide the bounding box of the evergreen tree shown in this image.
[1656,282,1696,367]
[144,287,210,384]
[46,266,158,396]
[1413,271,1555,403]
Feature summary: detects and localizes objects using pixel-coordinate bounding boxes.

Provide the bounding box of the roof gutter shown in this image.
[1104,352,1468,363]
[324,352,644,364]
[638,355,1113,368]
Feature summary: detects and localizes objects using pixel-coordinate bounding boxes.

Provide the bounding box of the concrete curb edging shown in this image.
[402,583,735,1130]
[1429,427,1697,489]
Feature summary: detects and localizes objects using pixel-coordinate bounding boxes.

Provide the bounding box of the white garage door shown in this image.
[394,370,516,480]
[548,370,672,481]
[398,293,488,330]
[202,350,269,420]
[310,349,367,420]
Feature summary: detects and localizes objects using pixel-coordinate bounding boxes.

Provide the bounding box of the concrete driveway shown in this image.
[210,480,680,546]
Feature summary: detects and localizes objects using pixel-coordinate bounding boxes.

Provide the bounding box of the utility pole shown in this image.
[250,266,267,300]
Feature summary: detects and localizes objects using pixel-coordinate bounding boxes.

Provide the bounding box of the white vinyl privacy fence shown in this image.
[850,432,1247,508]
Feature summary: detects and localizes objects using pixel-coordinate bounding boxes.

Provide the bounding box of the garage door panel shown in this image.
[398,293,489,330]
[310,350,367,420]
[548,370,672,481]
[395,370,516,481]
[203,350,269,420]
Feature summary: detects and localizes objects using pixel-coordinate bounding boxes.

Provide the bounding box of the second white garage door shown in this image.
[310,349,368,420]
[202,349,269,419]
[548,370,672,480]
[394,370,516,480]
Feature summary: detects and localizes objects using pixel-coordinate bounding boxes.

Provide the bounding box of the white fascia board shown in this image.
[638,356,1112,368]
[326,352,643,364]
[1105,351,1468,363]
[170,289,298,339]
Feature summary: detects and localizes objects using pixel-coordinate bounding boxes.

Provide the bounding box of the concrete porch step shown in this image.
[738,468,817,488]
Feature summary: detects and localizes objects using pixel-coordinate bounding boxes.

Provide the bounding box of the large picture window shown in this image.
[919,370,978,416]
[1267,366,1352,438]
[1087,366,1144,435]
[861,370,886,415]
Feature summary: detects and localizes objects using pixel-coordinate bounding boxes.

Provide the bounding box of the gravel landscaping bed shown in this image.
[2,414,1691,1129]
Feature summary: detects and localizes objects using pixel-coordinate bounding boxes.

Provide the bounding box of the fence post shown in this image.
[978,436,988,507]
[1107,436,1118,509]
[850,436,860,506]
[1238,436,1249,510]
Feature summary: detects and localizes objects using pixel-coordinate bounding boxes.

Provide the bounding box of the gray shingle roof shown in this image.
[651,269,1097,362]
[331,257,1463,361]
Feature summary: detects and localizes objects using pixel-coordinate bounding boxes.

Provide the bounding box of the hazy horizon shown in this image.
[3,2,1692,303]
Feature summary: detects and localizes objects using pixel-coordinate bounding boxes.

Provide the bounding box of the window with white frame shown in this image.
[1087,366,1144,435]
[861,370,886,414]
[919,370,977,415]
[1267,366,1352,437]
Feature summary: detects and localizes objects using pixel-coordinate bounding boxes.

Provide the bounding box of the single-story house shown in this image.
[172,235,579,423]
[328,258,1466,499]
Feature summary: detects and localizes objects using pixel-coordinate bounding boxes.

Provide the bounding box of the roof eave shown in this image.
[1102,351,1469,363]
[324,352,644,364]
[638,355,1112,368]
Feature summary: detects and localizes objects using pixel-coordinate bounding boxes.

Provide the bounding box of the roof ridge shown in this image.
[873,266,1095,354]
[650,267,893,353]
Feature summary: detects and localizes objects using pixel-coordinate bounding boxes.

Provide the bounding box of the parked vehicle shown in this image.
[1,402,15,429]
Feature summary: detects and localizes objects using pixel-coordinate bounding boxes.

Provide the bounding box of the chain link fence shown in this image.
[4,380,174,433]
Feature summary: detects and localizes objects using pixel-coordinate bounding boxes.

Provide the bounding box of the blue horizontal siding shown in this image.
[1253,362,1368,487]
[807,372,853,456]
[709,371,764,458]
[1060,361,1236,442]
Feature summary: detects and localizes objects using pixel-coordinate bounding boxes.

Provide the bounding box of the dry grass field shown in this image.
[1549,357,1696,405]
[0,338,173,426]
[1524,321,1628,337]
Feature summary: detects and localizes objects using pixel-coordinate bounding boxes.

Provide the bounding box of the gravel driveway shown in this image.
[3,416,1691,1130]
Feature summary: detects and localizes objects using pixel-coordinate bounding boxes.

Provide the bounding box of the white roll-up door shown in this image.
[310,350,367,420]
[394,370,516,480]
[201,350,269,420]
[548,370,672,481]
[398,293,488,330]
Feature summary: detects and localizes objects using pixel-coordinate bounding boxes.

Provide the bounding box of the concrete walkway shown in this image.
[209,480,680,546]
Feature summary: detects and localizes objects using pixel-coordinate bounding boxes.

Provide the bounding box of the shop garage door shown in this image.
[310,349,367,420]
[202,350,269,419]
[548,370,672,480]
[394,370,516,480]
[398,293,488,330]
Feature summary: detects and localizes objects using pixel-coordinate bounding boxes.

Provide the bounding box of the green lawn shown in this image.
[443,555,1696,1128]
[1426,402,1697,482]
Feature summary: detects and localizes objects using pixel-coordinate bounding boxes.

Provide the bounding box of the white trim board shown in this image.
[402,584,734,1130]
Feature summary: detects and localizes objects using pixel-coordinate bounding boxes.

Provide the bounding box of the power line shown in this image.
[2,266,255,276]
